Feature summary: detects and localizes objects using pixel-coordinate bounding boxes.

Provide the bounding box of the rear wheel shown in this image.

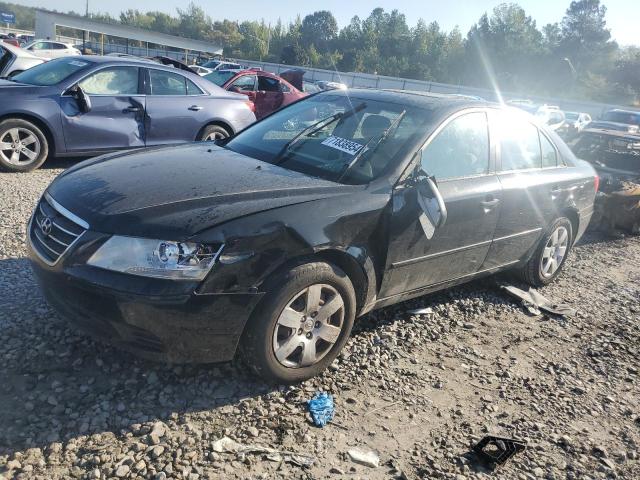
[519,217,573,287]
[0,119,49,172]
[241,261,356,384]
[199,124,231,142]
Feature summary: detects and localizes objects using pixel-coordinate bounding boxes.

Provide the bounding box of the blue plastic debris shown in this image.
[307,392,335,427]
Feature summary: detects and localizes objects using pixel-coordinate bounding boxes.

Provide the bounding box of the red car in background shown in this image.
[205,68,307,119]
[0,34,20,48]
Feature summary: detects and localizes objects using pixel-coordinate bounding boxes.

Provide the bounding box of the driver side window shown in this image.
[420,112,490,180]
[79,67,139,95]
[230,75,256,92]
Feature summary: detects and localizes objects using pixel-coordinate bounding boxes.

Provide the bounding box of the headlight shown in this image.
[87,236,224,280]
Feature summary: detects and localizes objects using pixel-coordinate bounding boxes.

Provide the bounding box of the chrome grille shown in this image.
[29,194,88,265]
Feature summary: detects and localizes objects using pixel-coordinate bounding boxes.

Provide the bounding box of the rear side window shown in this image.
[79,67,139,95]
[258,76,280,92]
[279,82,290,93]
[495,113,541,171]
[420,111,490,180]
[149,70,186,95]
[540,133,557,168]
[186,78,203,95]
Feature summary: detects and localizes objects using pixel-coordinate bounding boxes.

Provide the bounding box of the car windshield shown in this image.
[204,70,236,86]
[202,60,221,69]
[602,111,640,126]
[11,57,93,86]
[565,112,579,120]
[225,93,433,184]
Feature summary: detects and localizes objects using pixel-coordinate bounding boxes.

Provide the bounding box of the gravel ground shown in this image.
[1,163,639,480]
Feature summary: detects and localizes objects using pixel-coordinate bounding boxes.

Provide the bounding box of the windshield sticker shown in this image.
[321,136,364,155]
[69,61,88,67]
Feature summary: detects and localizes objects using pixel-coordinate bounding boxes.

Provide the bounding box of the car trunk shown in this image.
[280,69,304,91]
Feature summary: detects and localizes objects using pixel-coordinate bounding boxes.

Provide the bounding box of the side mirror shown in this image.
[414,168,448,238]
[71,85,92,113]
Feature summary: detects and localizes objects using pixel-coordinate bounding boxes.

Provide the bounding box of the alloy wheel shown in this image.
[540,226,569,278]
[272,283,345,368]
[204,131,228,141]
[0,127,41,166]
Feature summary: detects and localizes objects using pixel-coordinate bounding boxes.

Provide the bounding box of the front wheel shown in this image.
[0,119,49,172]
[241,261,356,384]
[519,217,573,287]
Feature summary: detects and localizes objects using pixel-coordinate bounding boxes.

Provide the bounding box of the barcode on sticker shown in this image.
[321,136,364,155]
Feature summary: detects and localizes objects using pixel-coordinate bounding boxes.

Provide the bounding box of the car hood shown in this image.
[46,144,351,239]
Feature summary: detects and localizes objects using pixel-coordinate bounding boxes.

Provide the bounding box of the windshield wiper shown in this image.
[337,110,406,183]
[273,102,367,164]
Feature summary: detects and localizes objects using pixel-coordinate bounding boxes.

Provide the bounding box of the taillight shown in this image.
[244,100,255,113]
[594,175,600,193]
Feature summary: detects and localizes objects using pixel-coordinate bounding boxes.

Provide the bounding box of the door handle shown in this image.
[188,105,203,111]
[481,197,500,208]
[123,106,141,113]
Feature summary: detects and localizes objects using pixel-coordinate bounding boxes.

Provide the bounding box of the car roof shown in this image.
[80,56,194,71]
[336,88,490,109]
[607,109,640,115]
[28,39,70,45]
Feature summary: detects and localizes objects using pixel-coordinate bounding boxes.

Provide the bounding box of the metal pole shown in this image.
[83,0,89,54]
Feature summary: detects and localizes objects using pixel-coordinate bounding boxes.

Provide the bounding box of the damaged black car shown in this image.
[28,90,598,383]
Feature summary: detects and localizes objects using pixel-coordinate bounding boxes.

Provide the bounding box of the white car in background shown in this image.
[564,111,592,131]
[535,105,566,131]
[22,40,81,59]
[0,42,46,78]
[189,64,213,76]
[200,59,245,71]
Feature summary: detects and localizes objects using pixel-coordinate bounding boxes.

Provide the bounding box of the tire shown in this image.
[241,261,356,384]
[519,217,573,287]
[199,124,231,142]
[0,118,49,172]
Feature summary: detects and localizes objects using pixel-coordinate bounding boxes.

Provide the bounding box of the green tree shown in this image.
[176,3,212,40]
[558,0,616,73]
[300,10,338,51]
[464,4,544,91]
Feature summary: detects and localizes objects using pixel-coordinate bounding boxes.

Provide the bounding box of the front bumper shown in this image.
[28,237,264,364]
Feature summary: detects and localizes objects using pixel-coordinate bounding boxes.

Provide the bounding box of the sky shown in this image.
[11,0,640,46]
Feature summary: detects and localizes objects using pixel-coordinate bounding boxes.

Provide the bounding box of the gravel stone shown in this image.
[1,162,639,479]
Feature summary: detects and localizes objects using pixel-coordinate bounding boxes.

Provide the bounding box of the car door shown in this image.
[27,41,52,58]
[379,110,503,298]
[144,69,208,145]
[481,109,559,269]
[54,43,74,58]
[255,75,284,119]
[59,66,146,152]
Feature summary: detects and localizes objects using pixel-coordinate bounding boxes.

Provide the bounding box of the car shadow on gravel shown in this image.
[0,258,280,458]
[0,256,518,458]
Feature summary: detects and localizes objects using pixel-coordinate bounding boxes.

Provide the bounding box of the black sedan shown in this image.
[28,90,597,383]
[0,57,256,172]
